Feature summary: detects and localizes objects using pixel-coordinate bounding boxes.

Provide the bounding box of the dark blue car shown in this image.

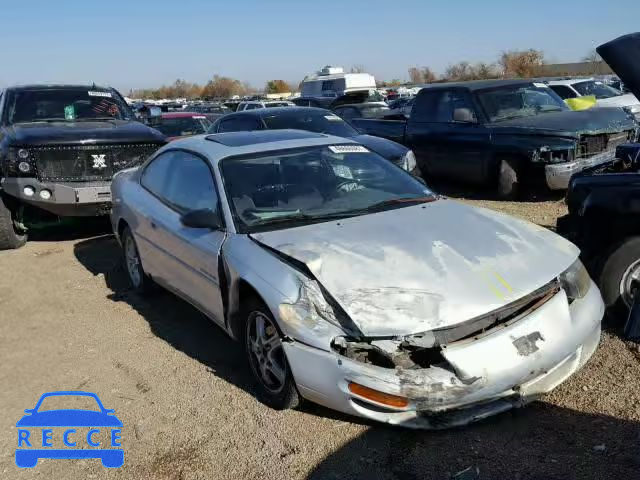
[15,391,123,468]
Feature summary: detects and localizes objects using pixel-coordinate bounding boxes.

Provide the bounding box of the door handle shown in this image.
[150,221,157,230]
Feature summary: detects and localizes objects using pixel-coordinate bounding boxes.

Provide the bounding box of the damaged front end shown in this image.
[313,279,601,428]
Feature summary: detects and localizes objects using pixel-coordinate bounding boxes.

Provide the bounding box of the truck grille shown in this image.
[30,143,160,182]
[578,131,633,159]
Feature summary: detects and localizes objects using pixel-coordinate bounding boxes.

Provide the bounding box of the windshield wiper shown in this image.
[247,210,358,228]
[338,196,437,215]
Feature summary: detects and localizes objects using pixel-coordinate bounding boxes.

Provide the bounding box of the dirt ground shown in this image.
[1,189,639,480]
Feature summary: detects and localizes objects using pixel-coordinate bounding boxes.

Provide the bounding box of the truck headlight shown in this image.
[623,105,640,123]
[559,258,591,301]
[401,150,417,172]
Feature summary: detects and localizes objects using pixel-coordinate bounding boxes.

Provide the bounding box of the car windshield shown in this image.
[220,144,435,233]
[572,80,622,99]
[6,88,132,124]
[476,84,568,122]
[262,111,358,137]
[155,116,211,137]
[36,395,101,412]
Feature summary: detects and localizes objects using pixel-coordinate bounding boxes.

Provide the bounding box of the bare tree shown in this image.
[499,49,546,78]
[421,67,437,83]
[582,49,602,64]
[265,80,292,94]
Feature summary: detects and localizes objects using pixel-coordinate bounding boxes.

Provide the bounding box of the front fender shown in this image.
[221,235,345,350]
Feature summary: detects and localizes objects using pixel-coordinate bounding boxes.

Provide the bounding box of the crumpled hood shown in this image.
[252,200,579,337]
[6,120,166,146]
[489,107,635,136]
[596,93,639,108]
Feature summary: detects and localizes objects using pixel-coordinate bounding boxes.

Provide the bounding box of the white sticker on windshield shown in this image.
[533,83,548,88]
[325,114,341,121]
[595,81,603,85]
[88,91,112,97]
[328,145,369,154]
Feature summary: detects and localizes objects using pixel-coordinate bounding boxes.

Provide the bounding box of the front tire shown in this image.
[0,193,26,250]
[497,159,519,199]
[121,226,154,294]
[599,237,640,319]
[243,298,299,410]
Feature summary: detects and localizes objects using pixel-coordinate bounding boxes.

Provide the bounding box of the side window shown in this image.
[163,152,219,213]
[140,152,175,197]
[412,90,476,123]
[217,116,262,133]
[549,85,578,100]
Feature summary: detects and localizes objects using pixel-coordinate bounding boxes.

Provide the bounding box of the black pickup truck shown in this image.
[351,79,638,197]
[0,84,165,249]
[557,32,640,332]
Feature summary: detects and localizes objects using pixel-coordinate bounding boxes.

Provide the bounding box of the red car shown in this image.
[155,112,212,141]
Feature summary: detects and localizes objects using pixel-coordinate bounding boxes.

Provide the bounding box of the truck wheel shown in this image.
[599,237,640,319]
[497,159,519,200]
[0,194,27,250]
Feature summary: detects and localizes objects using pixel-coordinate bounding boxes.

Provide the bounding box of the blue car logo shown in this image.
[15,391,123,468]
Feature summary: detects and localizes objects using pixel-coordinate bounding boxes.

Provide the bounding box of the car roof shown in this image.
[162,129,358,161]
[6,84,114,91]
[334,102,388,109]
[547,78,595,86]
[420,79,537,91]
[162,111,207,118]
[223,106,330,118]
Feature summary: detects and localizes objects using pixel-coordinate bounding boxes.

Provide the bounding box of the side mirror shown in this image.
[180,208,222,230]
[624,290,640,342]
[452,107,477,123]
[24,409,33,414]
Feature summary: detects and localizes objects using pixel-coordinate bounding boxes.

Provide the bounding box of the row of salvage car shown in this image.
[2,33,640,428]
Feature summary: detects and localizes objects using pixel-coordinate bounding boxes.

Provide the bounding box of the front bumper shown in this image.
[285,281,603,428]
[1,177,111,217]
[545,150,616,190]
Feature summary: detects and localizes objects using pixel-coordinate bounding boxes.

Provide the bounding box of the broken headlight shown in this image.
[533,146,575,164]
[559,258,591,301]
[278,278,359,335]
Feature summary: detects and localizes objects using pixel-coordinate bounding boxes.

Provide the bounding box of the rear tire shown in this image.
[0,193,27,250]
[497,159,519,200]
[242,297,300,410]
[121,226,154,294]
[599,237,640,319]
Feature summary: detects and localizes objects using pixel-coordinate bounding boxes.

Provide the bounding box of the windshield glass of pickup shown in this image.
[6,88,131,124]
[572,80,622,99]
[477,84,568,122]
[262,110,358,137]
[220,145,434,233]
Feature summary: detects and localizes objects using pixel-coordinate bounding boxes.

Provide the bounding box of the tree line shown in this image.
[130,49,602,98]
[130,77,294,100]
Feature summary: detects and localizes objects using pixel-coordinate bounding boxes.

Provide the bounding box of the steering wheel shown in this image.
[333,179,360,194]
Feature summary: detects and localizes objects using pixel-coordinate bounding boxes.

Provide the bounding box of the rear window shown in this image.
[5,87,132,124]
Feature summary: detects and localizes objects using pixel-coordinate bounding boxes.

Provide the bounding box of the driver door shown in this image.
[138,150,226,325]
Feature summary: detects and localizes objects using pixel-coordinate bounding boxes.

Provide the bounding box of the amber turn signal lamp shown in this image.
[348,382,409,408]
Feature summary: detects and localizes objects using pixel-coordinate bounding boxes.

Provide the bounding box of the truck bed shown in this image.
[350,118,407,145]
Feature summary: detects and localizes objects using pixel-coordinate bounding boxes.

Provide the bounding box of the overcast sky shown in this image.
[1,0,638,92]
